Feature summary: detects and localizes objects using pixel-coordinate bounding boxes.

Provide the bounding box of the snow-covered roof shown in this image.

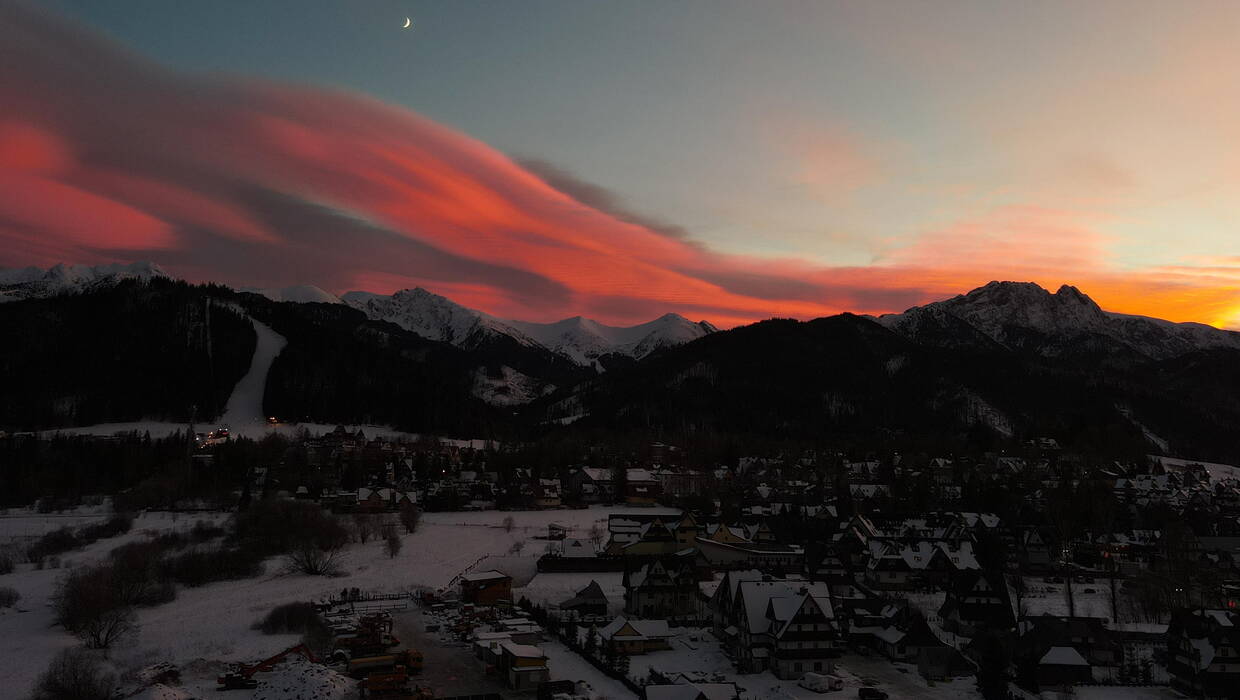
[462,569,509,582]
[1039,646,1088,666]
[597,617,671,641]
[500,641,545,658]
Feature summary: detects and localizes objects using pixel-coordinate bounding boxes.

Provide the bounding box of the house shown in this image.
[596,617,672,654]
[939,572,1015,635]
[460,570,513,606]
[498,641,549,690]
[559,580,609,619]
[565,468,616,504]
[556,538,599,558]
[535,479,562,508]
[722,578,841,677]
[1167,608,1240,699]
[610,518,681,557]
[626,468,661,505]
[1036,646,1092,688]
[625,557,702,622]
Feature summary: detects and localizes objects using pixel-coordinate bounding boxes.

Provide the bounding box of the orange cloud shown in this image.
[0,2,1235,331]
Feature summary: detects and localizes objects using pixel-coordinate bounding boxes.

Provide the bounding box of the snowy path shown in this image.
[218,318,287,429]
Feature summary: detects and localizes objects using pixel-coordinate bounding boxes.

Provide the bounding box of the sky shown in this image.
[2,0,1239,328]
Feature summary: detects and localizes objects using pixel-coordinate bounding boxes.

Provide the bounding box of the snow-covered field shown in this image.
[0,506,676,697]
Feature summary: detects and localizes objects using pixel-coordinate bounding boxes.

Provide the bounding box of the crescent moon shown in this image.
[402,17,411,29]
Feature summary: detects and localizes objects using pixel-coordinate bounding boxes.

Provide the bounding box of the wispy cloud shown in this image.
[0,1,1236,329]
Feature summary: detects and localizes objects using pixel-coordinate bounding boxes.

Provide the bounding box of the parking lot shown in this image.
[393,609,524,699]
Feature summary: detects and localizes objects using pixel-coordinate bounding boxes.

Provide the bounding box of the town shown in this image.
[3,426,1236,700]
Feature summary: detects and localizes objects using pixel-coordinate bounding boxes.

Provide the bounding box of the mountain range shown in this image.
[0,263,717,370]
[2,262,1238,462]
[339,287,717,368]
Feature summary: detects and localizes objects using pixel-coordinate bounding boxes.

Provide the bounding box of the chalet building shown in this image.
[624,557,702,623]
[863,540,979,590]
[596,616,673,654]
[559,580,609,620]
[535,479,562,508]
[851,606,964,672]
[460,570,513,606]
[723,578,840,677]
[939,572,1015,635]
[1167,609,1240,699]
[767,592,842,678]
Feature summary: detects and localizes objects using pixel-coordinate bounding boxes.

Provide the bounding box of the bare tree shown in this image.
[384,530,402,559]
[286,539,344,576]
[509,540,526,555]
[353,513,376,543]
[502,516,515,533]
[32,648,115,700]
[588,523,605,549]
[398,502,421,534]
[80,606,136,650]
[53,565,135,649]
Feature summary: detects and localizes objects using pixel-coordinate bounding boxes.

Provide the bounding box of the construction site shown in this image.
[211,586,574,700]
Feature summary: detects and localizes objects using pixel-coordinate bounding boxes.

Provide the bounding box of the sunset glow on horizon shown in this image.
[2,1,1238,329]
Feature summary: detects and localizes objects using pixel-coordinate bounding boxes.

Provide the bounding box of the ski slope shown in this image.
[218,318,287,430]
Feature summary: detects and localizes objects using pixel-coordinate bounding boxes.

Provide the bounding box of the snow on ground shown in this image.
[0,506,673,697]
[517,572,627,615]
[0,503,115,542]
[1152,454,1240,482]
[542,640,637,700]
[1020,579,1114,620]
[218,318,287,431]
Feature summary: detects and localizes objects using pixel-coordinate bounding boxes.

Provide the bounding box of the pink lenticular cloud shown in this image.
[0,2,1236,329]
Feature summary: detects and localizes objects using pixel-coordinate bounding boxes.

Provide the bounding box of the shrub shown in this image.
[31,648,116,700]
[28,527,78,561]
[0,548,14,575]
[78,514,133,543]
[255,601,326,635]
[159,547,264,587]
[189,519,226,542]
[0,586,19,608]
[285,540,343,576]
[235,500,348,556]
[384,530,402,559]
[398,503,421,534]
[53,565,135,648]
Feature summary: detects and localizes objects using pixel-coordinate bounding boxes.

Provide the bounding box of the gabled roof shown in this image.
[461,569,509,582]
[561,580,608,609]
[597,616,671,641]
[1039,646,1088,666]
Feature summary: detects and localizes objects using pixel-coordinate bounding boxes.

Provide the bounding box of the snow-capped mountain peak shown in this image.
[877,280,1240,360]
[241,284,341,304]
[341,286,715,366]
[0,261,171,302]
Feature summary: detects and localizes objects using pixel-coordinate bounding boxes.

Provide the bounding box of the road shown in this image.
[393,610,522,699]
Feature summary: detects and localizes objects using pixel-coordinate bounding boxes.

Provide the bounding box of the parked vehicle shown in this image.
[798,673,844,693]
